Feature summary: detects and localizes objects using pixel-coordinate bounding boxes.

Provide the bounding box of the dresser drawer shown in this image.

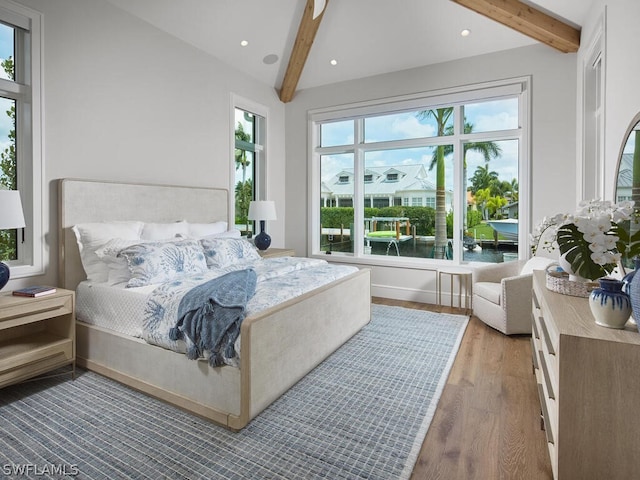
[0,294,74,330]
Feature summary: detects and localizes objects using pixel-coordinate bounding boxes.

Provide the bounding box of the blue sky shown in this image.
[320,99,520,192]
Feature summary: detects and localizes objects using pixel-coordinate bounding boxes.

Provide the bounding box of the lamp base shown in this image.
[254,230,272,251]
[0,262,9,291]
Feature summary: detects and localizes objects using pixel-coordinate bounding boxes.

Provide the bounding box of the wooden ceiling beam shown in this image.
[451,0,580,53]
[279,0,327,103]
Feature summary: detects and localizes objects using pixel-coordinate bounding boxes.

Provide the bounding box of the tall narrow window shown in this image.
[0,23,17,262]
[582,18,605,200]
[0,1,44,278]
[311,79,528,265]
[234,107,265,236]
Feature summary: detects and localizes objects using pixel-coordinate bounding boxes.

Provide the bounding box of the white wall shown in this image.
[284,44,577,302]
[9,0,636,304]
[7,0,287,290]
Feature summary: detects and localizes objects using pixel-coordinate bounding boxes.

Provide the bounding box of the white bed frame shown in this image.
[58,179,371,430]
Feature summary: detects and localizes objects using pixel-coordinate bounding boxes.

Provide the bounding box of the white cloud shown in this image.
[390,115,436,138]
[473,112,517,132]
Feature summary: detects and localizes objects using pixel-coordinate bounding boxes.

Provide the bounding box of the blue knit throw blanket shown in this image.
[169,268,257,367]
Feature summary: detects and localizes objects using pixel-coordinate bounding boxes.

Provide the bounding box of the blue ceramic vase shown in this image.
[629,264,640,332]
[589,278,632,329]
[622,257,640,296]
[0,261,9,291]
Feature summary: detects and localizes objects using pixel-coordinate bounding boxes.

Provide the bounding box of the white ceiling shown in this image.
[105,0,591,93]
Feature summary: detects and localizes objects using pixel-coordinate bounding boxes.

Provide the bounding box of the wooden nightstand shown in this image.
[259,248,295,258]
[0,288,75,388]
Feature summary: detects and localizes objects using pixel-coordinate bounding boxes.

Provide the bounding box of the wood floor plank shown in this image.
[370,298,553,479]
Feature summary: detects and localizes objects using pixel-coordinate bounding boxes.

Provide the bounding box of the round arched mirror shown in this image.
[615,112,640,268]
[616,112,640,204]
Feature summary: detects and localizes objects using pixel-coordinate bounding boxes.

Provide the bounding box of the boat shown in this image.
[487,219,518,242]
[463,235,479,251]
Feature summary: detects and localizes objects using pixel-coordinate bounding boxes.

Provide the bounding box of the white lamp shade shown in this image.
[248,201,277,221]
[0,190,25,229]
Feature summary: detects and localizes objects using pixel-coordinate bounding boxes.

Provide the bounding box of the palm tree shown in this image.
[508,178,519,201]
[235,122,251,185]
[234,122,254,234]
[475,188,492,221]
[418,108,452,258]
[418,109,502,258]
[486,195,508,219]
[469,164,499,194]
[235,178,253,234]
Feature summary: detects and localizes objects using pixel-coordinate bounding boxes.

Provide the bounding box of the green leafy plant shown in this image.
[556,223,617,280]
[551,200,635,280]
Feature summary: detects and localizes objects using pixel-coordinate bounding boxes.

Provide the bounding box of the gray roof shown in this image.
[324,164,441,198]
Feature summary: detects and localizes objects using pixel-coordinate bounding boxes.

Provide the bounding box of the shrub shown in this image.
[320,206,437,236]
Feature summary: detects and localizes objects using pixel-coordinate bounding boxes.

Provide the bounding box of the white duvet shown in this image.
[76,256,359,357]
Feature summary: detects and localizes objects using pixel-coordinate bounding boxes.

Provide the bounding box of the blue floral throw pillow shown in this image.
[118,239,207,288]
[200,238,261,268]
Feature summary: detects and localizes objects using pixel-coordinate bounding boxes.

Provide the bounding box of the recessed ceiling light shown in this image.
[461,29,471,37]
[330,59,338,66]
[240,40,249,47]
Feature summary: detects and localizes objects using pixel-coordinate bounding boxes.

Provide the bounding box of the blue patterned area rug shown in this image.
[0,304,468,480]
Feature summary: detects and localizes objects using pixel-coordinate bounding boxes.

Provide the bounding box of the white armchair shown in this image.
[472,256,555,335]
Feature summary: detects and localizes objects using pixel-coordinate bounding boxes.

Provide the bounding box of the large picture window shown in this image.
[310,78,529,265]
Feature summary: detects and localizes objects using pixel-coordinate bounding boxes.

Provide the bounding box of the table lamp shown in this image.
[0,190,26,290]
[248,200,277,251]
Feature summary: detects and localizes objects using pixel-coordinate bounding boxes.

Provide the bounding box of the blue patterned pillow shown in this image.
[118,239,207,288]
[200,238,261,268]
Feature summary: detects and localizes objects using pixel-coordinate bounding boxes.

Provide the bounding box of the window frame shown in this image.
[308,77,531,267]
[0,1,44,279]
[230,95,268,233]
[581,13,605,201]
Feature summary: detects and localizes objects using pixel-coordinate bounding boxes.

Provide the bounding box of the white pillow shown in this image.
[95,238,145,286]
[72,221,144,283]
[118,239,208,288]
[520,256,555,275]
[200,237,261,268]
[96,236,191,286]
[141,221,189,240]
[200,229,242,240]
[187,221,228,238]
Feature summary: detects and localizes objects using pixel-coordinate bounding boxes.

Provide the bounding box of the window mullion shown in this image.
[353,119,364,256]
[452,105,463,263]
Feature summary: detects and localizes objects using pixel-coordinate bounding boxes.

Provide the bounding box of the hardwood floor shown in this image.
[372,297,553,480]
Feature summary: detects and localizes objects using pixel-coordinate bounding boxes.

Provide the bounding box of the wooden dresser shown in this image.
[531,270,640,479]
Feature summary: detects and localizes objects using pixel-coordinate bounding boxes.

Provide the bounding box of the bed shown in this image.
[58,179,371,431]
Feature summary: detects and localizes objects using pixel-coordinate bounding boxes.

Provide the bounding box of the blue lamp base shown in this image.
[254,220,271,251]
[0,262,10,291]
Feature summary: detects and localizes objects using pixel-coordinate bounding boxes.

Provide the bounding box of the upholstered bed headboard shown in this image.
[58,179,229,291]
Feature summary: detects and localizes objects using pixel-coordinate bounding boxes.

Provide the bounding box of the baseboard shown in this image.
[371,283,437,304]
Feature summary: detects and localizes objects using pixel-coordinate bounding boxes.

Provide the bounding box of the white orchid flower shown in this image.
[590,251,609,265]
[582,229,604,242]
[602,234,619,250]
